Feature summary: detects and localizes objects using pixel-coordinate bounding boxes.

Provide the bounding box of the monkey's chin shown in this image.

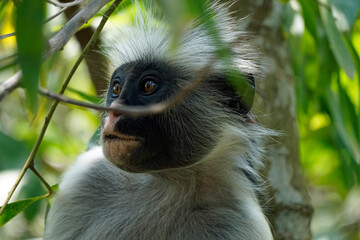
[102,132,140,168]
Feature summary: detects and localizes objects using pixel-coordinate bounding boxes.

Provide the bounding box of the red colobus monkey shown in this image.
[44,1,273,239]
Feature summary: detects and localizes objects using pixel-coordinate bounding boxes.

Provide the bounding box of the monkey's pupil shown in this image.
[144,81,155,92]
[113,84,121,95]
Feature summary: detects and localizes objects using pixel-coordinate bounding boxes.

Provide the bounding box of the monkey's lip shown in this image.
[103,132,140,142]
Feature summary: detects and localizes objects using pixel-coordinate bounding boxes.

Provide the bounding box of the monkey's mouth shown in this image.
[104,133,140,142]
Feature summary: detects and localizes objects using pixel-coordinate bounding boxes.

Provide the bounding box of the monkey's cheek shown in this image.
[102,140,139,167]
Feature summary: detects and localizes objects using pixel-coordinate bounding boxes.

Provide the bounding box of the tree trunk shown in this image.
[223,1,313,239]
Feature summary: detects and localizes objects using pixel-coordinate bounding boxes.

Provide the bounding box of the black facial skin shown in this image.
[104,60,253,172]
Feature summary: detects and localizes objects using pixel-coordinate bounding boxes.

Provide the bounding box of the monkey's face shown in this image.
[101,60,252,173]
[101,60,226,173]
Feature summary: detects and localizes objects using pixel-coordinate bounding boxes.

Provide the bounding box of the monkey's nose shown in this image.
[108,101,123,124]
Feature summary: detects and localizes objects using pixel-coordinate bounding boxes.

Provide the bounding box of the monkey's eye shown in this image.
[112,83,122,96]
[140,77,158,94]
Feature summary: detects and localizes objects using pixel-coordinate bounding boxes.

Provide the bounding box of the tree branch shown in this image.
[29,163,53,196]
[45,6,68,23]
[0,0,122,216]
[0,32,16,40]
[47,0,84,8]
[47,0,113,56]
[0,0,113,101]
[39,59,213,117]
[0,71,22,101]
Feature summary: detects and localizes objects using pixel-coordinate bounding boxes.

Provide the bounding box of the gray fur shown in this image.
[44,123,273,239]
[43,1,273,239]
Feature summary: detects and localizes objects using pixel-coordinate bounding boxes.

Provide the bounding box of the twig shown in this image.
[29,164,53,196]
[0,71,22,101]
[45,0,85,22]
[0,0,122,216]
[47,0,114,56]
[45,7,68,23]
[0,0,113,101]
[39,59,213,118]
[47,0,83,8]
[0,32,16,40]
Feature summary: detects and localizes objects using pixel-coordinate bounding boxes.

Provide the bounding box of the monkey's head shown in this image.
[101,1,258,173]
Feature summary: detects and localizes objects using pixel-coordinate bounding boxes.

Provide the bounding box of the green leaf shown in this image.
[326,89,360,164]
[0,195,48,228]
[337,77,359,143]
[298,0,318,38]
[319,0,355,78]
[0,131,30,170]
[0,0,10,25]
[51,184,59,193]
[87,127,101,150]
[16,0,46,112]
[67,87,101,104]
[342,35,360,137]
[330,0,359,30]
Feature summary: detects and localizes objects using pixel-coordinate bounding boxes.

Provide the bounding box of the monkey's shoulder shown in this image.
[58,146,143,196]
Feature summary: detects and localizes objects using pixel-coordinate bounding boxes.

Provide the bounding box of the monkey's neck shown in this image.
[153,149,256,208]
[152,124,262,207]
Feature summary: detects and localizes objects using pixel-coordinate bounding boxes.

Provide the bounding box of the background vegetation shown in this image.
[0,0,359,239]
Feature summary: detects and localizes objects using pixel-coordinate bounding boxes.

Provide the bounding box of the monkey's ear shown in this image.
[224,73,255,115]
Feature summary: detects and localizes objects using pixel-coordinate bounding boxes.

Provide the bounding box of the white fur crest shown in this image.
[103,0,258,76]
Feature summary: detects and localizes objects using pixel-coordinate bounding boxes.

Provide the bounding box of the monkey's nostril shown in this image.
[108,101,123,120]
[108,111,121,124]
[113,110,122,117]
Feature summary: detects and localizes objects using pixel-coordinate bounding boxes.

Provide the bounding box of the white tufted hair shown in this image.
[102,0,259,77]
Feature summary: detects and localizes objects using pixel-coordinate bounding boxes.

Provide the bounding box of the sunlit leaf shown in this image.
[326,89,360,164]
[0,195,48,228]
[0,0,10,25]
[337,77,360,143]
[342,34,360,137]
[319,0,355,78]
[16,0,45,112]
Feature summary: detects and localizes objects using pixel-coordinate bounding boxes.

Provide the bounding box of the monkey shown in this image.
[43,1,274,239]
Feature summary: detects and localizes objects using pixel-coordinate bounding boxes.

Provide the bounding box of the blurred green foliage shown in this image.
[283,0,360,238]
[0,0,359,239]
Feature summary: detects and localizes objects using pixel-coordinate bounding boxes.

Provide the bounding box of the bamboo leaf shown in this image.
[330,0,359,30]
[67,87,101,104]
[0,195,48,228]
[337,77,360,143]
[16,0,45,112]
[298,0,318,38]
[326,89,360,164]
[319,0,355,78]
[0,131,29,169]
[87,127,101,150]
